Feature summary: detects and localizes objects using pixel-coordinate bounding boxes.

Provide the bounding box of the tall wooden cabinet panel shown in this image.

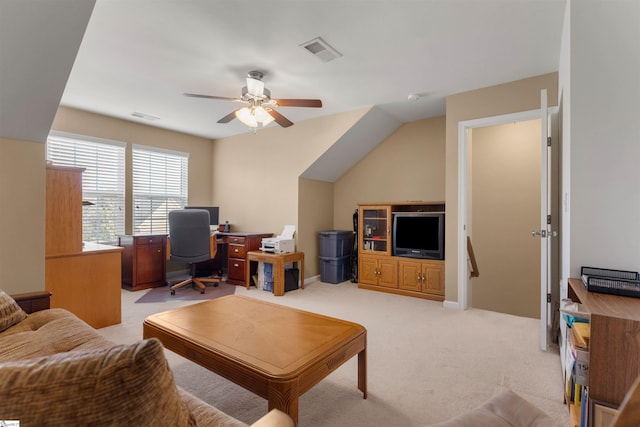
[46,165,84,255]
[118,235,167,291]
[357,202,445,302]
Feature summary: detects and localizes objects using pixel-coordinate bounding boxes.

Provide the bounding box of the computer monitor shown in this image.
[185,206,219,226]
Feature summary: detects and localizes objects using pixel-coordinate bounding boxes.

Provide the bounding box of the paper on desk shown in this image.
[277,225,295,239]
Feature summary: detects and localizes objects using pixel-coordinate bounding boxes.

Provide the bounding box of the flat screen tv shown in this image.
[393,213,444,260]
[185,206,219,226]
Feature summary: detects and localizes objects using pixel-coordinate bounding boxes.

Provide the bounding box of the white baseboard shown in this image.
[443,300,461,310]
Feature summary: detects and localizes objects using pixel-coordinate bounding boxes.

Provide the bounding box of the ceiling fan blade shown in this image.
[274,99,323,108]
[217,110,238,124]
[184,93,242,102]
[266,108,294,128]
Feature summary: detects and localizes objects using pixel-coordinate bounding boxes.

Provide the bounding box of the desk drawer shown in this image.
[226,236,246,245]
[228,258,246,282]
[136,236,165,246]
[228,244,247,258]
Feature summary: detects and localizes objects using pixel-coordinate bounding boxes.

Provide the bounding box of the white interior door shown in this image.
[536,89,551,351]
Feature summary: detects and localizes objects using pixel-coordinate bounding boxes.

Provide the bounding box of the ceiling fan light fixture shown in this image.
[235,107,258,128]
[254,106,274,125]
[235,105,274,128]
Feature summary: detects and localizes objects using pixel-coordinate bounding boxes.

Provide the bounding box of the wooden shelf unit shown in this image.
[357,202,445,301]
[566,278,640,418]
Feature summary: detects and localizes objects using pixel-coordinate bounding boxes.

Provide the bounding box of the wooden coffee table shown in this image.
[143,295,367,425]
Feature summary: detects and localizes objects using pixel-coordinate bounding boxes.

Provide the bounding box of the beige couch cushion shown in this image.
[0,338,196,426]
[0,308,113,362]
[429,389,563,427]
[0,289,27,333]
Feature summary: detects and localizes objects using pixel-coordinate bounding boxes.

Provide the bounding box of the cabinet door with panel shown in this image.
[398,259,444,296]
[359,205,391,256]
[359,254,397,288]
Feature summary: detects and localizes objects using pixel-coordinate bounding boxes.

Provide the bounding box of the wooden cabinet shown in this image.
[45,165,122,328]
[564,279,640,422]
[398,259,445,297]
[118,235,167,291]
[359,254,397,288]
[220,232,272,286]
[357,202,445,301]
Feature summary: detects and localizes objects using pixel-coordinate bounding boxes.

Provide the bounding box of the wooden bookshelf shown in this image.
[567,279,640,408]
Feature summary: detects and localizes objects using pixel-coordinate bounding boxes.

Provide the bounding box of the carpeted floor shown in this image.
[134,281,236,303]
[97,280,569,427]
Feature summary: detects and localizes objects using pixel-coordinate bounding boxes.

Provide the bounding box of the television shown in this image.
[392,213,444,260]
[185,206,219,226]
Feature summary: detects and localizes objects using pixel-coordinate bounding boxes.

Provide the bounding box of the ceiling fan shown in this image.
[184,70,322,128]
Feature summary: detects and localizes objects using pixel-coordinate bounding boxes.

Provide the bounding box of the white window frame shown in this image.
[132,145,189,234]
[46,131,126,244]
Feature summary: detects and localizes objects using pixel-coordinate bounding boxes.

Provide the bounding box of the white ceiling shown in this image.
[55,0,566,141]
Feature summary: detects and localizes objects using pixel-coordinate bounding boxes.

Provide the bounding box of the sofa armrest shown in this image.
[11,291,52,314]
[250,409,294,427]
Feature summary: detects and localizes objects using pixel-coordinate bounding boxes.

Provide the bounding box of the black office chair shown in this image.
[168,209,220,295]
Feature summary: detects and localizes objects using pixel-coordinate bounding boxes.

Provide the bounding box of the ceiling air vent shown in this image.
[131,112,159,121]
[299,37,342,63]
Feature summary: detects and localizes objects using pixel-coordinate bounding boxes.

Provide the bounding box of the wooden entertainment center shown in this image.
[357,202,445,301]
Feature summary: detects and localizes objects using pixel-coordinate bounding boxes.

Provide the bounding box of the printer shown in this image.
[261,225,295,253]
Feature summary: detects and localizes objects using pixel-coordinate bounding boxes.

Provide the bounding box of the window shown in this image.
[132,145,188,234]
[47,131,126,244]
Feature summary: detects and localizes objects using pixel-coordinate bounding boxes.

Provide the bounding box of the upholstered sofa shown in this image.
[0,290,293,427]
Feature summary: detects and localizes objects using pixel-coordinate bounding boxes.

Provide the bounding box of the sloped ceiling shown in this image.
[0,0,95,143]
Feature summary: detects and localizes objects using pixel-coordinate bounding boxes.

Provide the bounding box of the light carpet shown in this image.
[97,280,569,426]
[134,281,235,303]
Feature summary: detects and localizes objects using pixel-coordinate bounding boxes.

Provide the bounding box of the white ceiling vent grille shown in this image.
[299,37,342,63]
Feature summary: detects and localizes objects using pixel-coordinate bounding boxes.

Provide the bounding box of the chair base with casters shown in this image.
[170,264,220,295]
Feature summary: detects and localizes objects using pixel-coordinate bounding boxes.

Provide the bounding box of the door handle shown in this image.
[531,230,547,238]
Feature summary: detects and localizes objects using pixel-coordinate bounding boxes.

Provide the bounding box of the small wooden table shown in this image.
[246,250,305,296]
[143,295,367,425]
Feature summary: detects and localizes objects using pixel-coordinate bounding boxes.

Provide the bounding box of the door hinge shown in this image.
[547,137,552,147]
[547,215,552,225]
[547,293,552,303]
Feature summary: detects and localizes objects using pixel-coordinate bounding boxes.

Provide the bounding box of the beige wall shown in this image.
[470,120,540,318]
[0,138,46,294]
[445,72,558,304]
[299,178,334,277]
[210,107,370,279]
[333,116,446,230]
[51,107,214,234]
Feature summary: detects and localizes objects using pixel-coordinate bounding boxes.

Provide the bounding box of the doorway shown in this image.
[457,106,560,327]
[468,119,541,318]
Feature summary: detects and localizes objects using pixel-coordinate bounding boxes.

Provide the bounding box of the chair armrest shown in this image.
[11,291,52,313]
[249,409,294,427]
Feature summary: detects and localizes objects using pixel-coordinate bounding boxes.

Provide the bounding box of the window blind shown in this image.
[46,132,126,244]
[132,145,188,234]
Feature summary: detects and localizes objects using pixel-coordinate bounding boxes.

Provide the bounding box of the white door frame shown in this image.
[456,107,557,310]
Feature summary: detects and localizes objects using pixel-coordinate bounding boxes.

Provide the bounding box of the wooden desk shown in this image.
[246,251,304,296]
[143,295,367,425]
[45,243,123,328]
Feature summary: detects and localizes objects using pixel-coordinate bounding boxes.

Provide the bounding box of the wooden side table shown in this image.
[246,251,304,296]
